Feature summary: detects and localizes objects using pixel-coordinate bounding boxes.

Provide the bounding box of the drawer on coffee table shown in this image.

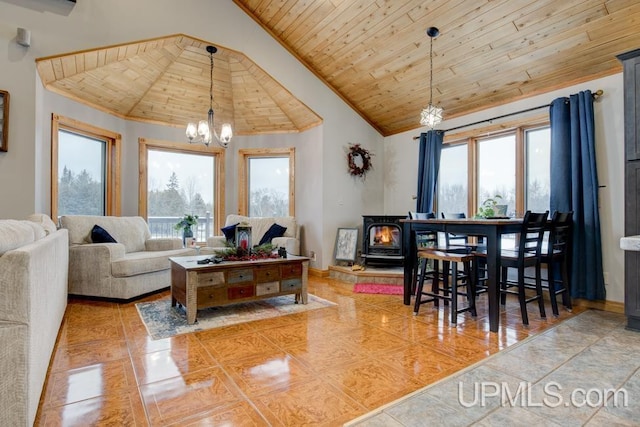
[256,281,279,296]
[227,268,253,284]
[197,285,227,308]
[228,284,255,300]
[255,265,281,283]
[281,263,302,279]
[281,278,302,292]
[198,271,225,287]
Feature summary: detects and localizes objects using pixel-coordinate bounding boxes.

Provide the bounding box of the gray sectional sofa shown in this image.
[0,214,68,426]
[59,215,196,300]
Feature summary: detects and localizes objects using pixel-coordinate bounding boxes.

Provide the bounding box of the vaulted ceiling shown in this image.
[234,0,640,136]
[36,1,640,137]
[36,35,322,136]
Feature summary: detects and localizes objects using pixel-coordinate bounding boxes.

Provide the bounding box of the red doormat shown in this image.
[353,283,404,295]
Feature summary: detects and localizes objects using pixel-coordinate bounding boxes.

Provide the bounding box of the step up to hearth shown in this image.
[328,264,403,285]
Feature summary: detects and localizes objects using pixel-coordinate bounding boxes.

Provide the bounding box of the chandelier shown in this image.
[186,45,233,148]
[419,27,443,129]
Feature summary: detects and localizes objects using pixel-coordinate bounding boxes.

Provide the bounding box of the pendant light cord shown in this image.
[429,35,434,106]
[209,50,214,111]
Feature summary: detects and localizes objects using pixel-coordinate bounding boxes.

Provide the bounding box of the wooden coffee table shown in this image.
[169,255,309,324]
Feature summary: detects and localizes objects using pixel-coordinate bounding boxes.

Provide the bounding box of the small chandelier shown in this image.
[186,45,233,148]
[419,27,443,129]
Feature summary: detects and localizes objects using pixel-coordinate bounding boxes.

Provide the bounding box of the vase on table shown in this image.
[182,226,193,247]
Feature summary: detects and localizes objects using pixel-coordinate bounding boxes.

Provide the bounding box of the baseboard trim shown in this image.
[572,298,624,314]
[309,267,329,277]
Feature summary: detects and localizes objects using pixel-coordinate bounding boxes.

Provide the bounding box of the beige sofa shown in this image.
[59,215,195,300]
[0,214,68,426]
[204,214,300,256]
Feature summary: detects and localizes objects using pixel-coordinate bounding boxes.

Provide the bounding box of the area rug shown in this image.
[136,294,336,340]
[353,283,404,295]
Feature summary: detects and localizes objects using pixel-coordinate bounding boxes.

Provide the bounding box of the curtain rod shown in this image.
[412,89,603,139]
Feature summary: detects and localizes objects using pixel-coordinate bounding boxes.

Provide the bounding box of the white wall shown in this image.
[384,73,626,303]
[0,0,383,270]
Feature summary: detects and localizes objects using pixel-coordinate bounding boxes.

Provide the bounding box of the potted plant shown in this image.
[475,195,507,218]
[174,214,198,245]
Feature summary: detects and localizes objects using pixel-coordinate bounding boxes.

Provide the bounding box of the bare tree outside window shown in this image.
[433,125,550,231]
[248,157,289,217]
[51,115,121,219]
[57,130,106,216]
[478,135,516,215]
[526,127,551,213]
[437,143,468,215]
[146,149,215,241]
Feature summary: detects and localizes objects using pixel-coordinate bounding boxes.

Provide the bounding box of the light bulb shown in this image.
[220,123,233,143]
[197,120,209,137]
[186,122,197,140]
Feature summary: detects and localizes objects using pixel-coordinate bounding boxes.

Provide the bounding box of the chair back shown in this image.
[408,212,437,248]
[440,212,468,247]
[546,211,573,259]
[408,212,435,220]
[517,211,549,260]
[441,212,465,219]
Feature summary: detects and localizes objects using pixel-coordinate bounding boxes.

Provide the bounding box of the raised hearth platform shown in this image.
[328,264,403,285]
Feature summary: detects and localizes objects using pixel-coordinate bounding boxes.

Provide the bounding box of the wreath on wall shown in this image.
[347,143,373,179]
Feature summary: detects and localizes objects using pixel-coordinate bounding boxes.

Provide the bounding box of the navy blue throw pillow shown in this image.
[91,224,117,243]
[221,223,239,242]
[259,223,287,246]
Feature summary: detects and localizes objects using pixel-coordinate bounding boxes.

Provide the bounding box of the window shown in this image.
[526,127,551,213]
[477,134,516,215]
[51,114,121,219]
[138,138,225,242]
[437,143,468,215]
[238,148,295,217]
[435,122,550,217]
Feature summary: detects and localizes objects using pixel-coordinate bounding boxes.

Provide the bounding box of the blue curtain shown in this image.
[416,130,444,213]
[549,90,605,300]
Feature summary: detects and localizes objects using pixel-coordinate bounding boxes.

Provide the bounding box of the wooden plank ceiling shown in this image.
[234,0,640,136]
[36,35,322,136]
[35,2,640,137]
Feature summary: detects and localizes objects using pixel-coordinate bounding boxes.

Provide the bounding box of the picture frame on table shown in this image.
[0,90,8,152]
[334,227,359,262]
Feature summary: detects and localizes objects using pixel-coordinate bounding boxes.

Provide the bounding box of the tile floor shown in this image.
[347,310,640,426]
[36,275,583,426]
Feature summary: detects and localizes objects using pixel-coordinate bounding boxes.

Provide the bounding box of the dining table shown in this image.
[401,217,524,332]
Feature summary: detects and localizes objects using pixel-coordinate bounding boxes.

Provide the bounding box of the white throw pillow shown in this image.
[0,220,36,255]
[27,213,58,235]
[22,220,46,240]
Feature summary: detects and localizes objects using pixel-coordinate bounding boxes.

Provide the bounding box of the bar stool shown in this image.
[408,211,437,295]
[543,211,573,315]
[413,246,477,326]
[441,212,488,296]
[496,210,548,326]
[524,211,573,316]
